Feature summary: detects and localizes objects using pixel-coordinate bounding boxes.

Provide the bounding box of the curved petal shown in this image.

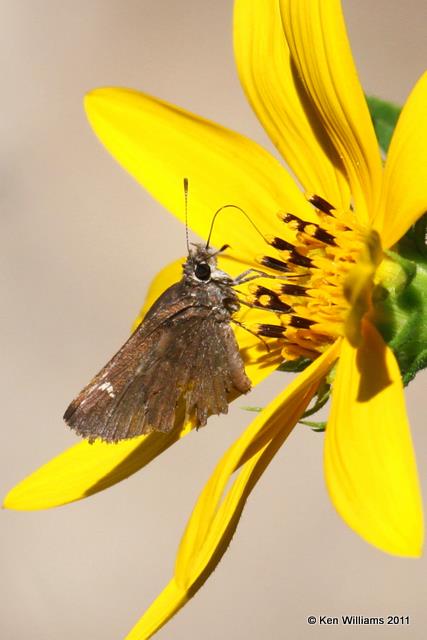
[280,0,383,223]
[85,87,314,257]
[325,322,423,557]
[3,430,190,511]
[126,341,340,639]
[132,258,183,330]
[234,0,350,209]
[125,580,187,640]
[376,71,427,248]
[4,256,281,511]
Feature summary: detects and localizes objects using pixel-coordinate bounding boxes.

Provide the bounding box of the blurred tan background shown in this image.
[1,1,427,638]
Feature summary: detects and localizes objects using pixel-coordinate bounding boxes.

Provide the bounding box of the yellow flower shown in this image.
[4,0,427,637]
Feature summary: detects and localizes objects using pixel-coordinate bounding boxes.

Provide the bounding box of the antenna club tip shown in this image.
[183,177,189,190]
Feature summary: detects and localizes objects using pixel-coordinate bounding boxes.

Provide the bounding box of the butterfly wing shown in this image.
[63,282,250,442]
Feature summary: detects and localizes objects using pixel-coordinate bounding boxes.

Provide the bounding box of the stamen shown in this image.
[260,255,291,272]
[312,227,337,246]
[248,193,374,361]
[289,316,315,329]
[269,236,295,252]
[281,212,308,230]
[307,194,335,214]
[281,283,308,296]
[257,324,285,338]
[252,285,293,313]
[289,252,312,268]
[281,213,337,246]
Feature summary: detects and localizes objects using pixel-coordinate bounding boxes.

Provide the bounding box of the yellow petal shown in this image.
[127,341,340,639]
[125,580,187,640]
[3,430,193,511]
[280,0,383,223]
[4,254,281,511]
[325,322,423,556]
[131,258,183,331]
[234,0,350,209]
[3,261,186,510]
[175,407,305,589]
[377,71,427,248]
[343,230,382,347]
[85,87,313,258]
[176,341,340,587]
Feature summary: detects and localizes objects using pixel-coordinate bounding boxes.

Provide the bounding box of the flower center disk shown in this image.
[251,195,382,359]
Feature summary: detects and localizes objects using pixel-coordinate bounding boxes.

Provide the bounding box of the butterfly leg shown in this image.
[232,269,278,285]
[232,269,307,286]
[231,318,271,352]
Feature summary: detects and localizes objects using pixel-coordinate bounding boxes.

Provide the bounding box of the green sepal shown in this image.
[403,212,427,260]
[241,405,263,413]
[299,420,326,432]
[301,379,331,418]
[366,95,401,153]
[374,219,427,384]
[278,357,311,373]
[297,379,331,430]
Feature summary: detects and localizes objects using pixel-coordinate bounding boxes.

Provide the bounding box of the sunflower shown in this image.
[5,1,427,638]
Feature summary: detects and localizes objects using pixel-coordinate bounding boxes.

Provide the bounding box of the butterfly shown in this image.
[63,242,260,442]
[62,178,284,442]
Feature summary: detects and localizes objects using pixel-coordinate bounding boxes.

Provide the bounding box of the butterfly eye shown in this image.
[194,262,211,281]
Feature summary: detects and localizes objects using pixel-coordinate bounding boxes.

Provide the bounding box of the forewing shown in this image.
[63,280,189,441]
[64,295,250,442]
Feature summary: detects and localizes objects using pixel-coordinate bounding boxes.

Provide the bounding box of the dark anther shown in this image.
[308,194,335,214]
[313,227,337,246]
[257,324,285,338]
[254,285,275,297]
[260,256,290,272]
[282,213,307,230]
[289,253,312,268]
[269,299,293,313]
[289,316,315,329]
[281,283,308,296]
[283,213,336,247]
[269,236,295,252]
[253,286,293,313]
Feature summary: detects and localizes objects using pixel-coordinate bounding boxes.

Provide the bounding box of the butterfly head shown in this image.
[184,243,231,285]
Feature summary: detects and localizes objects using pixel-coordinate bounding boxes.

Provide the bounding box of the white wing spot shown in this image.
[98,381,116,398]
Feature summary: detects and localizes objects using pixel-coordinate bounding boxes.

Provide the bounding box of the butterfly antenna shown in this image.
[206,204,268,249]
[184,177,190,253]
